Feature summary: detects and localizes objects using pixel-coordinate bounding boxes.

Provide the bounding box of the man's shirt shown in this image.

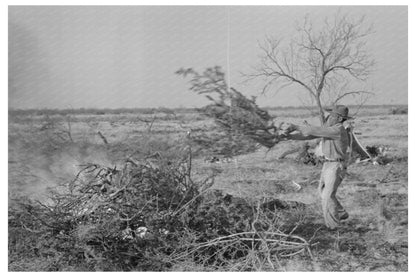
[298,123,350,161]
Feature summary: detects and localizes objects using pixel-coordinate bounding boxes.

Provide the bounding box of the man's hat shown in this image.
[324,105,353,120]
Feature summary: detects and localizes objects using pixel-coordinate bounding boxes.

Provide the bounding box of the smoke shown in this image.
[9,139,114,201]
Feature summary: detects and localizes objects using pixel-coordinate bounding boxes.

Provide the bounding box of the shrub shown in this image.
[390,107,407,115]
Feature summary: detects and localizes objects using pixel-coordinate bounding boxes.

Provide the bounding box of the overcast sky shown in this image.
[8,6,407,109]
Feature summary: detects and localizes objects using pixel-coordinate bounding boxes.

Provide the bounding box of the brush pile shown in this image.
[176,67,288,149]
[9,151,311,271]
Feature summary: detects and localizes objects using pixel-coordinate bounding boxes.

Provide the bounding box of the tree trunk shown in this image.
[315,94,325,126]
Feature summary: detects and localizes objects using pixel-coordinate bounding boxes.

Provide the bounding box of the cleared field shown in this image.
[8,105,408,271]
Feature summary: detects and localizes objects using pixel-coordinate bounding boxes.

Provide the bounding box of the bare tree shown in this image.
[246,13,375,124]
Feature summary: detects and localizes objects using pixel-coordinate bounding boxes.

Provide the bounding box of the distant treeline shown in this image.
[8,107,195,117]
[9,104,408,117]
[263,104,408,111]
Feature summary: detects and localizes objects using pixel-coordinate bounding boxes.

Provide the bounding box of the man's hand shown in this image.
[279,122,298,139]
[281,122,298,133]
[278,123,316,141]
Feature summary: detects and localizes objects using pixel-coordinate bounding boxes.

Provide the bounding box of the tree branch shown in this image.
[333,90,374,105]
[245,13,375,124]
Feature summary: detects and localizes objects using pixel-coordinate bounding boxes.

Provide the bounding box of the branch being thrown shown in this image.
[177,67,292,149]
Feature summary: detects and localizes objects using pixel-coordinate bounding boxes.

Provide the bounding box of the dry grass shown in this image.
[8,105,408,271]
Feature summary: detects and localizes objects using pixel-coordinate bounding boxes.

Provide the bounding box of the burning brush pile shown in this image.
[176,67,288,154]
[9,151,311,271]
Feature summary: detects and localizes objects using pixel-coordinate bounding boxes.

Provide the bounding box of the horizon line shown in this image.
[8,103,408,112]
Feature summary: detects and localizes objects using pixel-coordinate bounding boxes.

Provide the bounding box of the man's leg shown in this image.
[334,164,348,220]
[320,163,345,229]
[335,196,349,220]
[318,168,325,195]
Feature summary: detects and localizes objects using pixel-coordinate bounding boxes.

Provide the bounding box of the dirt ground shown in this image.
[8,106,408,271]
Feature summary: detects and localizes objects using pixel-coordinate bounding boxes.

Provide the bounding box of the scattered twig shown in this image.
[97,131,109,144]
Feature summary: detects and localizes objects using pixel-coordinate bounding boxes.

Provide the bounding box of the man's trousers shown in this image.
[318,161,347,229]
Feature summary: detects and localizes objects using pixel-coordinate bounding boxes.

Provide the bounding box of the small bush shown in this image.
[390,107,407,115]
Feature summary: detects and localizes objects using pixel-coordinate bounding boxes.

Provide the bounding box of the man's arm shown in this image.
[284,124,342,141]
[285,130,316,141]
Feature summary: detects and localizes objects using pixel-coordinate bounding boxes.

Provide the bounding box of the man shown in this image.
[284,105,353,229]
